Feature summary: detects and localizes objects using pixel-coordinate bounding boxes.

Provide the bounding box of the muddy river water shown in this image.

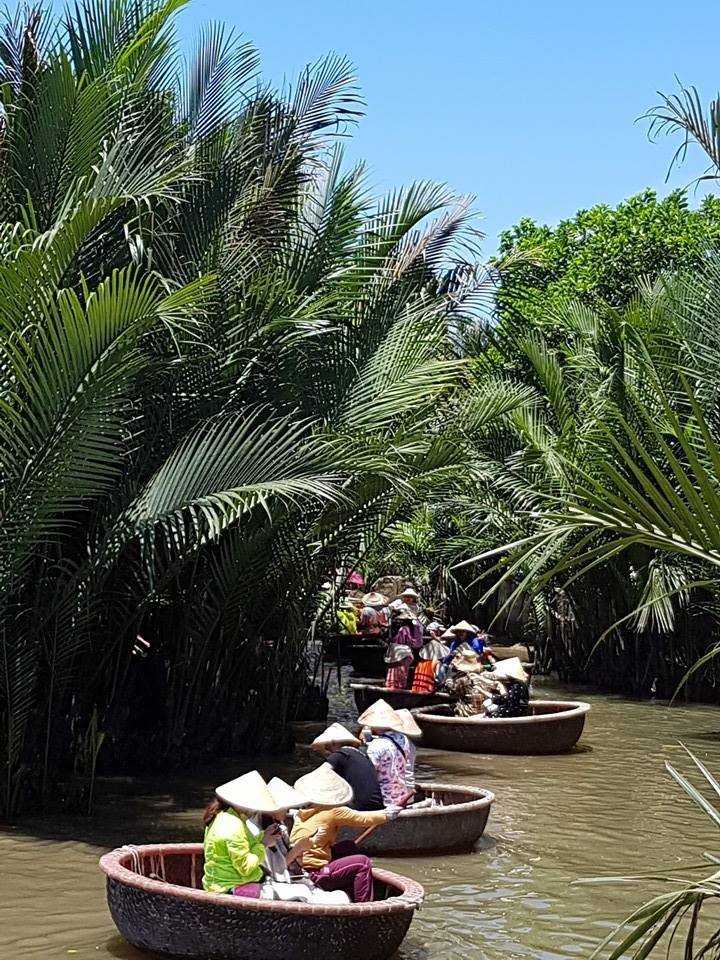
[3,676,720,960]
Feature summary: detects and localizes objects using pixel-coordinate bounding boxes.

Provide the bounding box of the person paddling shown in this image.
[290,764,399,902]
[311,723,383,811]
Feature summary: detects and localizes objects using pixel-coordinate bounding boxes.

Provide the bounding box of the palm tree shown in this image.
[0,0,503,814]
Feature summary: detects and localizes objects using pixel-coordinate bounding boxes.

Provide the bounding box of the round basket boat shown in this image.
[351,682,451,714]
[413,700,591,755]
[337,782,494,855]
[99,843,423,960]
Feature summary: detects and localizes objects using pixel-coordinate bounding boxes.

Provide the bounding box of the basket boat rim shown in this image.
[413,699,591,727]
[99,843,424,916]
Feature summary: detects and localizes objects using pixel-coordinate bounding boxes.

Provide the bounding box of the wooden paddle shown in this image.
[353,791,414,845]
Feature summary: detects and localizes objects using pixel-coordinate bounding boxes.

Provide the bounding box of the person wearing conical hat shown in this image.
[290,763,399,902]
[445,620,495,667]
[388,585,421,618]
[383,605,415,691]
[358,591,389,638]
[336,598,359,636]
[258,777,317,886]
[201,770,286,896]
[384,604,424,690]
[394,709,421,797]
[484,657,530,719]
[442,650,498,718]
[358,699,412,807]
[410,635,451,695]
[311,723,383,811]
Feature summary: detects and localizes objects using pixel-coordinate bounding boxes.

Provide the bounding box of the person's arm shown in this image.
[285,834,314,865]
[226,824,267,878]
[334,805,387,828]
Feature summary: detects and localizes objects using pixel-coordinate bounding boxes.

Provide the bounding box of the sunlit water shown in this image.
[3,674,720,959]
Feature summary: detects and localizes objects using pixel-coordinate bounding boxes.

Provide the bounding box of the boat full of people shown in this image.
[100,727,433,959]
[100,842,422,960]
[342,586,588,751]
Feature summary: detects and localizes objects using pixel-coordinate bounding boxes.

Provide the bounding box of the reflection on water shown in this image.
[3,675,720,959]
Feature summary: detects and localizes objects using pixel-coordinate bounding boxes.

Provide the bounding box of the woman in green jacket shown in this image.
[202,770,285,897]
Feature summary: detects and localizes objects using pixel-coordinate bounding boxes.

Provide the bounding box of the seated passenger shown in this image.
[445,621,496,665]
[358,699,412,806]
[310,723,383,811]
[484,657,530,719]
[443,650,496,717]
[394,709,422,798]
[358,592,389,638]
[202,770,286,897]
[411,637,450,694]
[291,764,398,902]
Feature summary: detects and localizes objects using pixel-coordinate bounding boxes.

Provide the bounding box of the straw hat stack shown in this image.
[357,698,405,732]
[311,722,361,751]
[294,763,354,808]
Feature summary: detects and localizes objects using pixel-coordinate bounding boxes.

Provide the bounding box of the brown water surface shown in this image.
[3,677,720,959]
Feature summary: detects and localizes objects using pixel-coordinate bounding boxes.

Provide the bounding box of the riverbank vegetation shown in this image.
[0,0,507,814]
[4,0,720,816]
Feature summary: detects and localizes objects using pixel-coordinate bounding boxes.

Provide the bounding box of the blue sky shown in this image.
[179,0,720,254]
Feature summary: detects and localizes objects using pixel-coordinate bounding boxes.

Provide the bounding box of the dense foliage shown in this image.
[444,86,720,700]
[0,0,518,815]
[368,90,720,705]
[5,0,720,824]
[497,190,720,313]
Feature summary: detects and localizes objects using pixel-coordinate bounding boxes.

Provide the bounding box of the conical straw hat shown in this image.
[453,649,484,673]
[492,656,529,685]
[294,763,353,808]
[440,629,455,641]
[362,591,388,607]
[357,698,405,732]
[311,722,361,750]
[215,770,281,813]
[395,709,422,739]
[399,586,419,598]
[450,620,476,634]
[268,777,308,810]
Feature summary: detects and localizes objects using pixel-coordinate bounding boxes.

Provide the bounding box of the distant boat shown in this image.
[99,843,424,960]
[337,781,494,855]
[351,682,451,713]
[413,700,590,755]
